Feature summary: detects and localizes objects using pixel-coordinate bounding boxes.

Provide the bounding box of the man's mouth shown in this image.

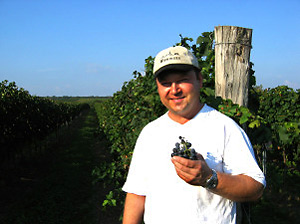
[170,97,185,103]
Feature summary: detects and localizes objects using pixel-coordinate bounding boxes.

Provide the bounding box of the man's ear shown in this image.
[155,78,159,87]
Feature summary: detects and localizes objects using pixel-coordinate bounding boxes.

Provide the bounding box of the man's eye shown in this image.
[161,82,171,87]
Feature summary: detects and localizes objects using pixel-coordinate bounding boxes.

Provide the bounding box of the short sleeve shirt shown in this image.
[123,104,266,224]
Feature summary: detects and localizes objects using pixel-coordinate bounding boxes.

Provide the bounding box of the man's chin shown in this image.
[169,108,187,117]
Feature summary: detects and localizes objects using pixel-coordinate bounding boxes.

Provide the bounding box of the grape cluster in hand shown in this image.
[171,136,198,160]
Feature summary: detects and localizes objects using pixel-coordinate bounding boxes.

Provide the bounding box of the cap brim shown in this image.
[154,64,198,78]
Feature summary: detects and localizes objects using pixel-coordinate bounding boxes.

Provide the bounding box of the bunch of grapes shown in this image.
[171,136,198,160]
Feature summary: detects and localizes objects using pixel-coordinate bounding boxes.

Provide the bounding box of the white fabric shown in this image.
[122,104,266,224]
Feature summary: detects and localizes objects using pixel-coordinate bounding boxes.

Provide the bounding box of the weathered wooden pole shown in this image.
[214,26,253,107]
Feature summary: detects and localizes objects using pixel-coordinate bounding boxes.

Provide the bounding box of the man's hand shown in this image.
[171,153,212,186]
[172,153,265,202]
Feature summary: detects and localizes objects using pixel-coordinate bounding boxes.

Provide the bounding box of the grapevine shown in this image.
[0,80,89,162]
[93,32,300,222]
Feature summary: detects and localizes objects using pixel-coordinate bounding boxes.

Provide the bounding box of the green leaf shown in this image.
[102,200,109,207]
[239,115,249,124]
[201,87,215,97]
[111,199,117,206]
[278,125,290,144]
[249,120,260,128]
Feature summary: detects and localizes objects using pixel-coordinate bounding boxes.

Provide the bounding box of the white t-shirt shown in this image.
[122,104,266,224]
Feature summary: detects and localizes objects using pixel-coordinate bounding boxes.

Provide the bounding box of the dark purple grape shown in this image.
[173,148,179,153]
[171,136,198,160]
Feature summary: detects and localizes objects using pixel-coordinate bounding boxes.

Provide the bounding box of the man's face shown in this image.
[156,70,203,123]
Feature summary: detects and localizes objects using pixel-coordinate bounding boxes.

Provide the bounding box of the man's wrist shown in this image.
[205,169,218,189]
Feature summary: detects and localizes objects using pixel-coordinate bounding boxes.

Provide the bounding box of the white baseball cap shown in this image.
[153,46,200,77]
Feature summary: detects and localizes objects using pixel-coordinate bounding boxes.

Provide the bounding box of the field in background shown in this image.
[48,96,110,104]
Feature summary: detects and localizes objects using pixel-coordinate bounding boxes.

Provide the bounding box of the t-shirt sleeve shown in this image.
[122,128,150,195]
[222,121,266,187]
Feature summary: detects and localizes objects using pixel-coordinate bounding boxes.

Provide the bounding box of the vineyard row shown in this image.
[0,80,89,162]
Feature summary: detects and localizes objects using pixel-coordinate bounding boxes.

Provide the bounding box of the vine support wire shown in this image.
[262,143,267,175]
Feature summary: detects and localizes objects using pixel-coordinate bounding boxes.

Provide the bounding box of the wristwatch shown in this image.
[205,169,218,189]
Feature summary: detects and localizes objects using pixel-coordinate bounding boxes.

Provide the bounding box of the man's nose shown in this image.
[170,82,180,94]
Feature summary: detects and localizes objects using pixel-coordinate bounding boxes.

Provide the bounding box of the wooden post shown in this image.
[214,26,253,107]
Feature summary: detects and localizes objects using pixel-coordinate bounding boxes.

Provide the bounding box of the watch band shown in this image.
[205,169,218,189]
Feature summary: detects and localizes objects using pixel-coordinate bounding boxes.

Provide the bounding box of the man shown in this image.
[122,46,266,224]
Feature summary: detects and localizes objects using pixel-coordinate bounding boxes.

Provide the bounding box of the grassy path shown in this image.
[0,108,122,223]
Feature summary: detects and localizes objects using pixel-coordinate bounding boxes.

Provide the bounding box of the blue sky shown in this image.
[0,0,299,96]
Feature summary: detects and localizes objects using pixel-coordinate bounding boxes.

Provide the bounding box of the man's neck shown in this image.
[168,103,204,124]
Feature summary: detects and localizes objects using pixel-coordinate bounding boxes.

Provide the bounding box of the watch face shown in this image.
[211,181,218,188]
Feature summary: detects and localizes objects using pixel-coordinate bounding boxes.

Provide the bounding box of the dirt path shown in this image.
[0,108,122,223]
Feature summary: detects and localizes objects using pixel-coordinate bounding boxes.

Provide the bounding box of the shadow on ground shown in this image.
[0,108,122,224]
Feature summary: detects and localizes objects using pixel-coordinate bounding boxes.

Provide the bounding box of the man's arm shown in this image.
[171,155,264,202]
[210,172,264,201]
[122,193,145,224]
